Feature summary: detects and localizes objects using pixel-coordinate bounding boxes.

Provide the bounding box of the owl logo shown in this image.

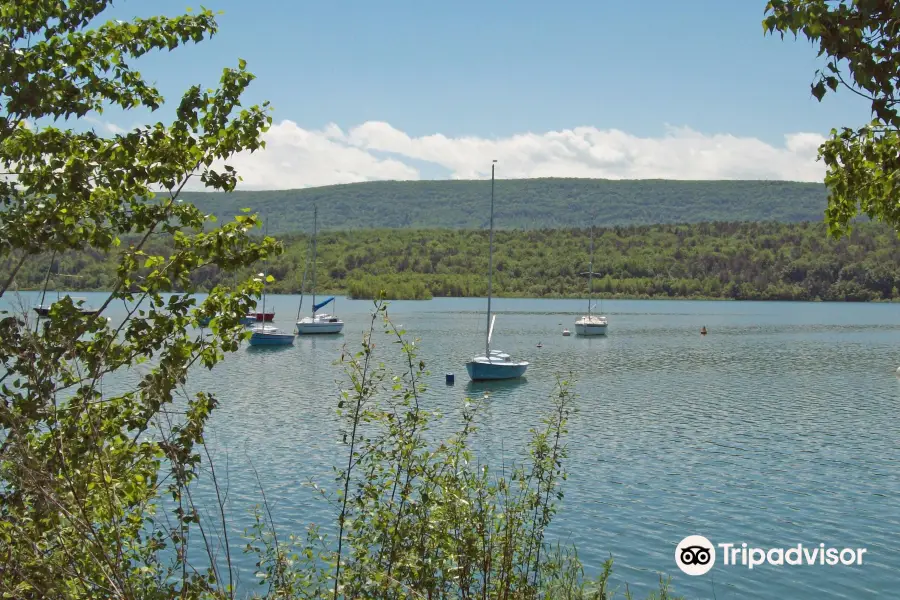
[676,535,716,575]
[680,545,712,565]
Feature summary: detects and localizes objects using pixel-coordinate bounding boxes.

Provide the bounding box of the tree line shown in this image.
[7,220,900,302]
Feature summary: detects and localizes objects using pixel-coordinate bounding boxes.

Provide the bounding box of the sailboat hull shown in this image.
[296,317,344,335]
[575,322,608,336]
[248,332,295,346]
[33,304,99,318]
[465,360,528,381]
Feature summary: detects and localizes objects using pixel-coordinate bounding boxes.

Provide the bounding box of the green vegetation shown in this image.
[9,221,900,302]
[0,1,277,598]
[765,1,900,235]
[181,178,829,233]
[300,303,683,599]
[0,3,682,599]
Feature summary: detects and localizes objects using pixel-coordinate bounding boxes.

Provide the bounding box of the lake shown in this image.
[3,291,898,599]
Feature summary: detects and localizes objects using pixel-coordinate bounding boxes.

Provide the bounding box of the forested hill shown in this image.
[12,222,900,302]
[180,179,829,234]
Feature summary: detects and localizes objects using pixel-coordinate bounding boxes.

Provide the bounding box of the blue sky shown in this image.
[93,0,870,187]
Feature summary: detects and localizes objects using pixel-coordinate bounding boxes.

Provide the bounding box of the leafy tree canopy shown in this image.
[765,0,900,236]
[0,1,277,597]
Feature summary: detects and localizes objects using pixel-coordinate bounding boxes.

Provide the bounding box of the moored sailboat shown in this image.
[249,323,295,346]
[296,206,344,335]
[248,221,294,347]
[33,259,99,317]
[247,310,275,322]
[574,225,608,336]
[465,161,528,381]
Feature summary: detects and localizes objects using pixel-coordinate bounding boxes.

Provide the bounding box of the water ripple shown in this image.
[4,293,896,599]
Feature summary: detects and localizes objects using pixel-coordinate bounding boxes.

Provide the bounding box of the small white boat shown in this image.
[466,322,529,380]
[575,225,608,336]
[575,314,608,336]
[297,310,344,334]
[296,206,344,335]
[562,328,571,336]
[465,161,528,381]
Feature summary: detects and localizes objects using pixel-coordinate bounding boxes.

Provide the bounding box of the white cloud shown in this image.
[75,118,824,190]
[213,120,827,190]
[83,116,126,135]
[219,120,419,189]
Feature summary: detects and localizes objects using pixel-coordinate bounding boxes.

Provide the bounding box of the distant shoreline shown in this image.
[8,222,898,304]
[6,289,899,304]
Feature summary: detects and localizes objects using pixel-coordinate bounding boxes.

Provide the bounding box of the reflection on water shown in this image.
[463,377,529,397]
[245,344,295,354]
[2,292,899,599]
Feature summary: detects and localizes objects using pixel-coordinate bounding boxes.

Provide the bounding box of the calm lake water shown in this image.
[3,291,899,599]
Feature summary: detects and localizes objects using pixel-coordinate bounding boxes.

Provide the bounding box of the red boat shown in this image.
[247,311,274,322]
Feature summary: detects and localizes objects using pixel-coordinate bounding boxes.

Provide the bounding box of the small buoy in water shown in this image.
[445,373,455,385]
[700,326,707,335]
[562,328,571,337]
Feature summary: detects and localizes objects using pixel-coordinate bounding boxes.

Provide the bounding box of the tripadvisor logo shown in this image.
[675,536,867,575]
[675,535,716,576]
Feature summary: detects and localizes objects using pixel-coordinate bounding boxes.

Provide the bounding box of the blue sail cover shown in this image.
[313,296,335,312]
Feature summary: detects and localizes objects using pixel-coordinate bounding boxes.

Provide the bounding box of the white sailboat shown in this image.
[249,221,294,346]
[465,161,528,381]
[575,224,608,336]
[296,205,344,335]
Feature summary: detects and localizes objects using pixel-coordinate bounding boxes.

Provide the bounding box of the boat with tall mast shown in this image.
[296,205,344,335]
[33,257,99,318]
[465,161,528,381]
[574,224,608,336]
[248,220,294,346]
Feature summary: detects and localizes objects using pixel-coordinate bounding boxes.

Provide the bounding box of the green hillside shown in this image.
[10,222,900,302]
[181,178,829,234]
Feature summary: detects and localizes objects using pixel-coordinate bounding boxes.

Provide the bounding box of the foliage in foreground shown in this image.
[9,221,900,302]
[0,0,276,598]
[765,0,900,235]
[2,294,683,598]
[0,2,682,598]
[239,300,682,599]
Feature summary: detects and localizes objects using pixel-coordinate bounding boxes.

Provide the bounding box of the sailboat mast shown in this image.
[261,218,268,324]
[38,250,56,309]
[311,205,318,315]
[486,160,496,357]
[588,225,594,318]
[296,236,311,322]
